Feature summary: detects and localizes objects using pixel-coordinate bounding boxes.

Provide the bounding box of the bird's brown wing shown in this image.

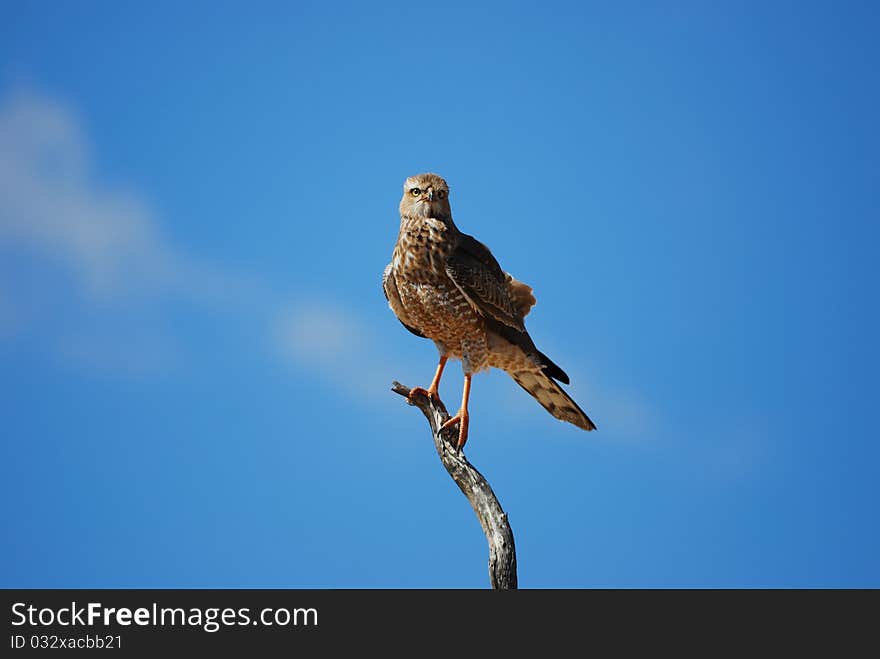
[446,233,570,384]
[383,263,426,338]
[445,233,526,331]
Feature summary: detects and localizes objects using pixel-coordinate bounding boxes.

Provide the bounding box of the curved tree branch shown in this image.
[391,381,517,590]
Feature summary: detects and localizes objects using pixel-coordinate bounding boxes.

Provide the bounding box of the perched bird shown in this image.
[383,173,596,449]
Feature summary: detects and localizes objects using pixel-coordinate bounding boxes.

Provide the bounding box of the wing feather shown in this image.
[445,234,570,384]
[445,233,525,331]
[383,263,426,338]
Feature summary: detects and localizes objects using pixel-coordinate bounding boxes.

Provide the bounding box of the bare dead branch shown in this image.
[391,381,517,589]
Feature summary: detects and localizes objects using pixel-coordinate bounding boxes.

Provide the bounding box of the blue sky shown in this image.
[1,1,877,587]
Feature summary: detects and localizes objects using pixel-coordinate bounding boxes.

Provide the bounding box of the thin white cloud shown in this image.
[274,302,366,369]
[0,88,440,397]
[273,298,400,399]
[0,88,269,374]
[0,89,239,305]
[272,301,420,401]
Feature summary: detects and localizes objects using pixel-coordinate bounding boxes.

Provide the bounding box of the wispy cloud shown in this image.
[0,89,243,306]
[0,88,266,372]
[0,87,400,386]
[274,302,367,369]
[272,301,419,401]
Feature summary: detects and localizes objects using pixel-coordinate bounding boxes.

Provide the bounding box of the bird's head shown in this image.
[399,173,452,220]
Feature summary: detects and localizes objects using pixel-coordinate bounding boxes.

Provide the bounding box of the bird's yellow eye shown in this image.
[410,188,421,196]
[437,190,446,199]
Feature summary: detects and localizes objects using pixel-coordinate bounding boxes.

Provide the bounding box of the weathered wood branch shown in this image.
[391,381,517,589]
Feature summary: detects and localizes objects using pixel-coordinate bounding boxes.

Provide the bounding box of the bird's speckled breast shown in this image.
[391,216,489,371]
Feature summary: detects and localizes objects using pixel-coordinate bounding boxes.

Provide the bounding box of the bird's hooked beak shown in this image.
[426,188,435,202]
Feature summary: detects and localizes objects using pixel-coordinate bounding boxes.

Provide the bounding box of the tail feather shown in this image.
[534,348,569,384]
[510,370,596,431]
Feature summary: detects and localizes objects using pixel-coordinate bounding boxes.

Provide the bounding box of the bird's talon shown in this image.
[408,386,429,400]
[440,411,469,450]
[456,413,470,450]
[440,415,460,432]
[408,386,441,403]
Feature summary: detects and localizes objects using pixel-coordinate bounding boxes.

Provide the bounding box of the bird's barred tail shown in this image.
[510,370,596,432]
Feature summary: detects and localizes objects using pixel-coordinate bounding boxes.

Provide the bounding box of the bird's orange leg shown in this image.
[440,374,471,450]
[408,355,448,402]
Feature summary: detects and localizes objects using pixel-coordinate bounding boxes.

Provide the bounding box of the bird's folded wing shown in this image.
[445,233,526,332]
[383,263,426,338]
[446,234,570,384]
